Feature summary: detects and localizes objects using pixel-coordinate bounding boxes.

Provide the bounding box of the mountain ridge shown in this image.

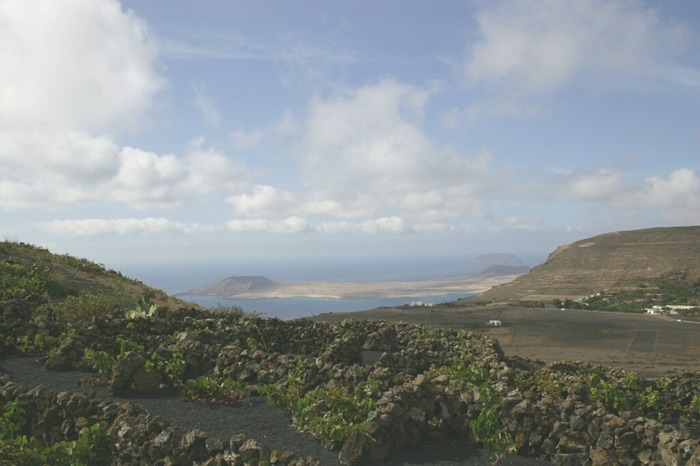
[465,225,700,303]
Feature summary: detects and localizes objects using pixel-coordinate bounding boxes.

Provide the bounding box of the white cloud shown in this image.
[193,87,222,127]
[502,215,543,232]
[0,130,119,208]
[39,218,218,236]
[182,147,250,195]
[0,0,163,132]
[0,1,197,211]
[230,129,264,151]
[315,217,409,234]
[464,0,689,96]
[623,169,700,222]
[0,132,249,210]
[228,185,297,217]
[225,216,469,235]
[560,169,627,202]
[114,147,186,207]
[296,79,499,221]
[536,166,700,225]
[225,79,499,224]
[226,216,310,234]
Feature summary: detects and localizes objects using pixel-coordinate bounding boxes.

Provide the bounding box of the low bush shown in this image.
[0,400,109,465]
[54,291,120,324]
[260,362,377,448]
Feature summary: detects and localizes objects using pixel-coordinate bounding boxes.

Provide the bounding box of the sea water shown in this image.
[175,293,472,320]
[111,253,544,320]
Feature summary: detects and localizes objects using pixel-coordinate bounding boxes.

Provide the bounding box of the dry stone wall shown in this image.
[1,300,699,465]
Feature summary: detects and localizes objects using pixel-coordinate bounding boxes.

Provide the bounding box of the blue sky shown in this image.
[1,0,699,271]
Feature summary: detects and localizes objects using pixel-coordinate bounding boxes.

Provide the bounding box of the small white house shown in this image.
[487,320,502,326]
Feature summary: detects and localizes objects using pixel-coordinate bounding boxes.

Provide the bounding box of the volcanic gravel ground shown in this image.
[0,356,552,466]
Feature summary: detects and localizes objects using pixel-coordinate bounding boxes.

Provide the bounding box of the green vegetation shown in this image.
[295,385,376,448]
[582,369,692,417]
[547,271,700,313]
[260,362,377,448]
[124,295,158,320]
[55,291,121,323]
[0,401,108,466]
[0,261,49,300]
[149,347,187,387]
[182,376,246,403]
[15,334,60,355]
[82,349,115,375]
[82,336,188,389]
[514,365,700,420]
[0,240,189,316]
[2,238,699,463]
[83,337,144,374]
[428,351,514,457]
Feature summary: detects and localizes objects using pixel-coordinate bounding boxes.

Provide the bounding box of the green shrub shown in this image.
[260,362,376,448]
[149,347,187,387]
[0,400,109,465]
[182,376,246,403]
[83,349,116,374]
[428,357,513,457]
[690,394,700,416]
[0,261,49,300]
[54,291,120,323]
[15,334,60,354]
[295,385,376,448]
[124,296,158,320]
[57,254,107,275]
[259,362,305,411]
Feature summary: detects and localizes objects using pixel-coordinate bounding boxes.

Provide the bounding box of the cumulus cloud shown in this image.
[295,79,499,222]
[0,0,163,132]
[193,87,222,127]
[228,185,298,217]
[0,132,249,210]
[226,216,310,234]
[224,79,501,228]
[39,218,218,236]
[464,0,689,95]
[0,0,204,211]
[558,169,627,202]
[535,166,700,225]
[621,169,700,222]
[225,216,471,235]
[0,130,119,208]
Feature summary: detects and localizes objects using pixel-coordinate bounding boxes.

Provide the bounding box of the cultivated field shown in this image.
[315,305,700,377]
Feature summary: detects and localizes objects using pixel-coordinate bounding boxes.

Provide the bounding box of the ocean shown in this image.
[175,293,471,320]
[111,253,544,320]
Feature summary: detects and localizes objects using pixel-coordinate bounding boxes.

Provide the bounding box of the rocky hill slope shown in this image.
[0,241,192,309]
[184,275,278,296]
[465,226,700,303]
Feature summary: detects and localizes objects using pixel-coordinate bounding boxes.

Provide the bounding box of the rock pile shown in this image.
[1,300,699,465]
[0,379,322,465]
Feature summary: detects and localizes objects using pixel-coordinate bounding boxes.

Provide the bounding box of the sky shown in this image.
[1,0,699,274]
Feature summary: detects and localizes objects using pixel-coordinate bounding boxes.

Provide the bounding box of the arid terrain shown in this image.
[469,226,700,303]
[315,304,700,377]
[180,272,523,299]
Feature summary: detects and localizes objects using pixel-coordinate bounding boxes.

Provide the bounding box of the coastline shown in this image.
[179,273,522,300]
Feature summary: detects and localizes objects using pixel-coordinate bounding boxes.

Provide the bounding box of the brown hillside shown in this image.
[464,226,700,303]
[183,276,278,297]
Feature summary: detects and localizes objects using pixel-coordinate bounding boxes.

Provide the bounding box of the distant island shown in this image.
[177,264,529,300]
